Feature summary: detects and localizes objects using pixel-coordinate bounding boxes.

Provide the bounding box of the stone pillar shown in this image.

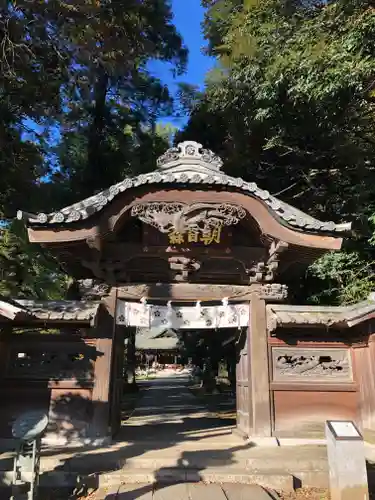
[235,294,272,438]
[326,421,369,500]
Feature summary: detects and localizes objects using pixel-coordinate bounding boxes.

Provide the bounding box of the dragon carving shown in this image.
[131,202,246,234]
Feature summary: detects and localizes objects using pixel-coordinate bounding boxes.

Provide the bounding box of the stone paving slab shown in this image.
[116,483,153,499]
[95,483,277,499]
[222,483,277,500]
[188,483,227,500]
[153,483,191,500]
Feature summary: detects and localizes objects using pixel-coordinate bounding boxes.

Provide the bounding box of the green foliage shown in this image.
[1,0,188,213]
[307,251,375,305]
[177,0,375,305]
[155,123,178,145]
[195,0,375,220]
[179,330,228,372]
[0,221,67,299]
[202,0,243,56]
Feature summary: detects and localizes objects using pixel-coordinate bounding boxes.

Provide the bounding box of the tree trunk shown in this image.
[86,66,109,196]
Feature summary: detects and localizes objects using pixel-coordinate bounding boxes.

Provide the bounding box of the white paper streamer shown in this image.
[116,301,249,329]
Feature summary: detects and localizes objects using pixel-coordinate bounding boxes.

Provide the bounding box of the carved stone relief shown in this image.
[272,347,352,381]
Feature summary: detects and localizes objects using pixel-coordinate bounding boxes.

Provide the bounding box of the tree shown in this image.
[0,221,67,299]
[51,0,187,201]
[1,0,188,214]
[0,1,67,218]
[179,330,229,381]
[0,1,188,298]
[177,0,375,304]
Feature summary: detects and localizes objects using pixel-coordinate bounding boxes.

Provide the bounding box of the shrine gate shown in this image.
[10,140,375,445]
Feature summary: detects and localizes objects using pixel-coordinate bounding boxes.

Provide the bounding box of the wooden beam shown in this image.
[116,283,288,302]
[270,382,358,392]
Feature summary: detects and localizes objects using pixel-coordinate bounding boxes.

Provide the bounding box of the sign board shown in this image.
[142,224,231,247]
[168,226,223,246]
[327,420,362,440]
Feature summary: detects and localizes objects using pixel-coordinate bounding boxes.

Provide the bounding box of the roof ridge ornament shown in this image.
[156,141,224,170]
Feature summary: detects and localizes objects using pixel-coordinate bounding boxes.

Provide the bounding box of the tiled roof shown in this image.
[17,141,351,236]
[267,295,375,332]
[0,299,100,324]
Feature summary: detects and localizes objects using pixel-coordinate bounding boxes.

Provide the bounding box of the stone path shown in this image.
[98,482,276,499]
[117,375,243,449]
[112,373,252,475]
[90,375,279,498]
[0,372,332,497]
[121,372,230,430]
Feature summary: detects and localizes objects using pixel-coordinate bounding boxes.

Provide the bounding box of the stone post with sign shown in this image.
[325,420,369,500]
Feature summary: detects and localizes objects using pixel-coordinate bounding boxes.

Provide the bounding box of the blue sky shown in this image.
[148,0,215,127]
[24,1,214,140]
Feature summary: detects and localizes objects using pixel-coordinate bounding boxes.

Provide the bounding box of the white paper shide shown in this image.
[116,300,249,329]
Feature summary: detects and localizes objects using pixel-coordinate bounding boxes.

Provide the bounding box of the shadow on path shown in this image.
[38,374,253,499]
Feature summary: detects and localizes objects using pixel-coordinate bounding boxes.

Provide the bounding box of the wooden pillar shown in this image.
[249,293,272,436]
[235,312,252,438]
[126,328,136,384]
[90,289,117,443]
[235,294,272,438]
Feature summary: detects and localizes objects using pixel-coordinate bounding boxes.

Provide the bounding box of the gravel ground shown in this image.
[277,489,329,500]
[278,486,375,500]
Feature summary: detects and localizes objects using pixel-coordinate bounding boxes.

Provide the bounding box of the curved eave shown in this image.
[17,166,352,237]
[22,187,346,251]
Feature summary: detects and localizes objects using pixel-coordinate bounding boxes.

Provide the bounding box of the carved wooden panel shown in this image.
[116,283,288,302]
[7,344,96,381]
[131,202,246,236]
[272,347,352,382]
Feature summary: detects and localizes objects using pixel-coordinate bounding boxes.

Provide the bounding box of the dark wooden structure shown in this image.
[12,140,373,444]
[0,298,122,445]
[135,328,180,365]
[266,297,375,437]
